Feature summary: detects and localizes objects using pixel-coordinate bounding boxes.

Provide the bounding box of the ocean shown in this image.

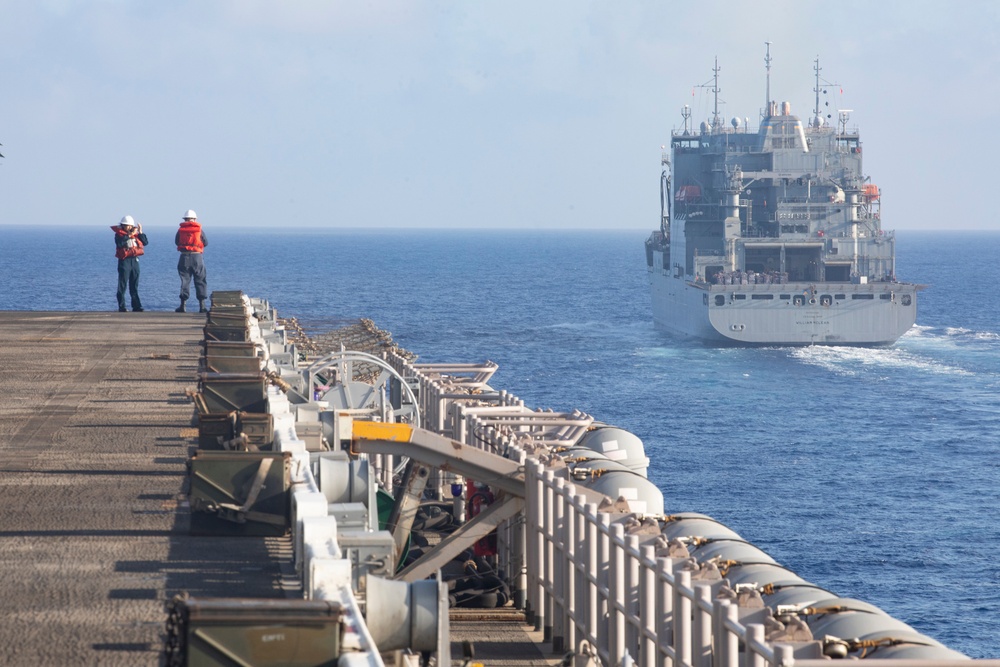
[3,226,998,658]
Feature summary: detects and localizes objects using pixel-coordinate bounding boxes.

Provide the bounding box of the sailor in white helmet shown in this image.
[111,215,148,312]
[174,209,209,313]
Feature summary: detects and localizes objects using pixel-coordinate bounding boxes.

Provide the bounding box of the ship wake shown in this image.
[788,343,974,378]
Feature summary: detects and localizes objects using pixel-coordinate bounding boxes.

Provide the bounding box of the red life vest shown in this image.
[176,221,205,252]
[112,225,144,259]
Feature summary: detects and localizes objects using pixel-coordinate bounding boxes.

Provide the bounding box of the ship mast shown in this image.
[812,58,840,128]
[764,41,772,119]
[711,57,721,131]
[812,57,822,122]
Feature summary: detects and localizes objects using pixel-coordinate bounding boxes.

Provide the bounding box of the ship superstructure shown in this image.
[646,52,921,345]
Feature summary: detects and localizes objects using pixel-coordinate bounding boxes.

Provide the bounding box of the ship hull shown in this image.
[650,270,917,346]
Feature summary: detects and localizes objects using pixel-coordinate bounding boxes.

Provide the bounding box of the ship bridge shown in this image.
[759,101,808,152]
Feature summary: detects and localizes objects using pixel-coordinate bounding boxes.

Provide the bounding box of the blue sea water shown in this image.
[2,226,998,658]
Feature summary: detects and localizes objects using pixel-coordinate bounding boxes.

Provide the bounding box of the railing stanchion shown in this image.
[693,583,712,667]
[585,503,600,649]
[747,623,766,667]
[610,522,627,661]
[639,545,656,667]
[675,569,692,667]
[625,534,641,656]
[658,556,674,667]
[564,488,581,654]
[597,512,612,661]
[542,469,555,642]
[552,478,567,653]
[723,600,739,667]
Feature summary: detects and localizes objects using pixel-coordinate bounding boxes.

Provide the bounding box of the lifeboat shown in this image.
[675,185,702,202]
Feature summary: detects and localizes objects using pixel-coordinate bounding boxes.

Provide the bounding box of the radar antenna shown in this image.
[838,110,853,135]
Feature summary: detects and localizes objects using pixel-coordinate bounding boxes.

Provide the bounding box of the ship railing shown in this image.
[385,348,597,613]
[523,463,997,667]
[382,336,981,666]
[383,348,519,614]
[526,459,816,667]
[525,462,711,666]
[384,351,977,666]
[526,462,719,665]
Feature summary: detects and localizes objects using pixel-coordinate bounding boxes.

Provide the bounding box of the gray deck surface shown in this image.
[0,310,557,666]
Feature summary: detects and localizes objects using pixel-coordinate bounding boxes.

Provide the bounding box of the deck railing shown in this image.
[525,461,749,666]
[382,349,997,667]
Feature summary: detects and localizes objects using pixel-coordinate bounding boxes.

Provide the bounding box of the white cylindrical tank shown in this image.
[689,540,778,566]
[661,514,743,542]
[569,457,664,515]
[721,564,801,587]
[576,426,650,477]
[556,446,611,463]
[760,581,833,607]
[810,612,916,642]
[804,598,914,640]
[859,630,963,660]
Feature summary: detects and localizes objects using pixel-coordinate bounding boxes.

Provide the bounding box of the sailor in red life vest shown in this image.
[111,215,148,312]
[174,209,209,313]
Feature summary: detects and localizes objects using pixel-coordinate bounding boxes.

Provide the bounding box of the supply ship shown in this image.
[646,52,922,345]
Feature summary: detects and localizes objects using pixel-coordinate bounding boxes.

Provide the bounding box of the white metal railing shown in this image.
[393,349,785,664]
[385,334,1000,667]
[522,459,1000,667]
[521,455,713,666]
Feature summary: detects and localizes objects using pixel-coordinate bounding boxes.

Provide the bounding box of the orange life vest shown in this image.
[112,226,144,259]
[176,221,205,253]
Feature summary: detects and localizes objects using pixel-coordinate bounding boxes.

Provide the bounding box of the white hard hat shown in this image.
[120,215,135,227]
[183,210,197,220]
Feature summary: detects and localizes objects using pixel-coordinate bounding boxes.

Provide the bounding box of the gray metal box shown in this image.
[337,529,396,593]
[326,502,368,532]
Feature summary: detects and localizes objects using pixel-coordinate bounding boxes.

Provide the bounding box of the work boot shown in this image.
[198,299,208,313]
[175,298,186,313]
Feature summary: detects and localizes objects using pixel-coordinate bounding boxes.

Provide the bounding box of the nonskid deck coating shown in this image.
[0,310,555,666]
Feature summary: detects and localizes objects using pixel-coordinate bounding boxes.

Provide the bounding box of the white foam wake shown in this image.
[789,343,974,378]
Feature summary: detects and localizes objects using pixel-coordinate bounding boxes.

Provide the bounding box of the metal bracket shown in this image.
[386,458,430,557]
[351,422,525,496]
[396,495,525,583]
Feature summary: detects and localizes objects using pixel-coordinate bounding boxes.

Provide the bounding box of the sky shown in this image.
[0,0,997,230]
